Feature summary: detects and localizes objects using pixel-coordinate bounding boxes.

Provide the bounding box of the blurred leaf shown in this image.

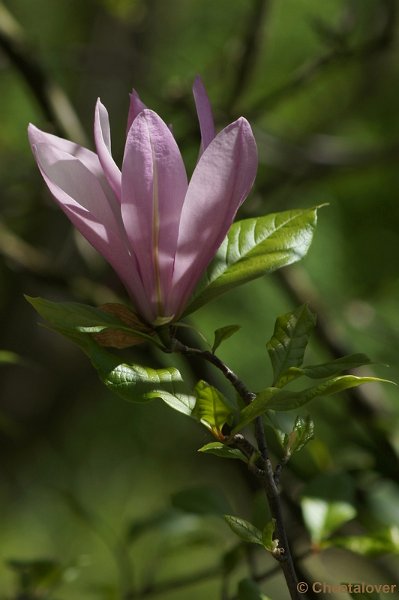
[301,473,356,543]
[144,390,196,417]
[172,485,231,516]
[238,578,272,600]
[7,558,63,591]
[266,305,316,386]
[321,526,399,556]
[283,415,314,457]
[300,353,372,378]
[198,441,248,463]
[262,375,392,411]
[192,380,234,437]
[349,591,381,600]
[0,350,24,365]
[185,208,319,315]
[222,543,244,575]
[212,324,241,353]
[224,515,263,546]
[126,508,188,542]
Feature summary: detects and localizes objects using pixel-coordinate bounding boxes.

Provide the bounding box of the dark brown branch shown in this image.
[172,339,303,600]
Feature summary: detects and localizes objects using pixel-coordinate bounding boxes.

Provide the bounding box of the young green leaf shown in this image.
[300,353,372,379]
[264,375,393,411]
[283,415,314,458]
[212,324,241,353]
[144,390,196,417]
[184,208,319,316]
[232,388,279,433]
[266,304,316,387]
[198,442,248,463]
[192,380,234,437]
[262,518,276,551]
[224,515,264,546]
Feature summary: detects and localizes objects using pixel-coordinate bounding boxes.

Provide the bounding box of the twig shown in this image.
[172,338,303,600]
[248,0,396,117]
[0,2,87,143]
[228,0,270,111]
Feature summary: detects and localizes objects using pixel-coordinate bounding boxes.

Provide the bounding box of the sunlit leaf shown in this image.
[224,515,263,546]
[198,441,248,463]
[266,304,316,386]
[192,380,234,437]
[26,296,158,346]
[144,390,196,417]
[300,353,372,378]
[301,473,356,543]
[264,375,392,411]
[212,324,241,353]
[172,486,231,516]
[184,208,319,315]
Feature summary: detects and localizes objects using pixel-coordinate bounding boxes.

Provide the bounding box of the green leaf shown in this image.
[300,353,372,378]
[232,388,279,433]
[262,519,276,551]
[224,515,264,546]
[301,473,356,543]
[144,390,196,417]
[283,415,314,457]
[266,305,316,387]
[52,327,181,402]
[26,295,158,346]
[198,442,248,463]
[321,526,399,556]
[192,380,234,437]
[238,578,272,600]
[212,324,241,353]
[264,375,393,411]
[184,208,319,316]
[172,486,231,516]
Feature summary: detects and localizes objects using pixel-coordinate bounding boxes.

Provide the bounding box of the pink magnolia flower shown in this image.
[28,77,258,325]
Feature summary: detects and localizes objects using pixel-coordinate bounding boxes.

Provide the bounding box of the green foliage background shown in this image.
[0,0,398,597]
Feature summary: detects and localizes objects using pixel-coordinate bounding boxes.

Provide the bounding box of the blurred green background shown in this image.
[0,0,398,598]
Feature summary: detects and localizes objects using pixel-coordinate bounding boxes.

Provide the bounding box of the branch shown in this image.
[0,2,87,143]
[173,339,303,600]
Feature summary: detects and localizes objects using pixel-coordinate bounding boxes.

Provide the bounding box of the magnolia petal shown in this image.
[121,109,188,318]
[193,76,216,155]
[32,143,152,321]
[126,89,147,134]
[171,117,258,316]
[94,99,122,201]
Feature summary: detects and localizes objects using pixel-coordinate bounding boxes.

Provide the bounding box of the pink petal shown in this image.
[126,89,147,134]
[94,99,122,201]
[193,76,216,156]
[171,117,258,316]
[32,143,151,321]
[121,109,188,318]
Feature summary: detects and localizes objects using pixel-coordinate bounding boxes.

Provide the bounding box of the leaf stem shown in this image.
[172,338,304,600]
